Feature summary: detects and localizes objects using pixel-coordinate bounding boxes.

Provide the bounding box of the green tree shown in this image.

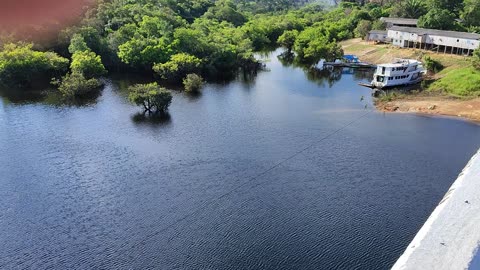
[472,48,480,70]
[153,53,202,81]
[173,27,212,58]
[0,43,68,87]
[128,82,173,114]
[423,55,444,73]
[118,37,172,68]
[404,0,428,18]
[68,34,89,54]
[418,8,457,30]
[204,0,247,26]
[354,20,372,39]
[71,50,107,78]
[277,30,299,53]
[183,73,204,93]
[390,0,427,18]
[461,0,480,27]
[54,71,102,97]
[294,27,344,64]
[372,20,387,30]
[427,0,463,14]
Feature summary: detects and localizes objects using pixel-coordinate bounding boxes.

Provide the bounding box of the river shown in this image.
[1,50,480,269]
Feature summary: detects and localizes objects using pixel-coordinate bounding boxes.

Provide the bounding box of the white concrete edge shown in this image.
[391,149,480,270]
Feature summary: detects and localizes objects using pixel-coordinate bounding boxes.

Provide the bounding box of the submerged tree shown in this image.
[153,53,202,81]
[0,43,68,87]
[128,82,173,114]
[183,73,204,93]
[53,71,102,97]
[277,30,299,54]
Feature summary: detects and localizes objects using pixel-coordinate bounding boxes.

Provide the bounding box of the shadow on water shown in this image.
[305,67,344,88]
[131,111,172,126]
[277,52,353,88]
[185,90,202,100]
[0,84,103,107]
[0,85,50,104]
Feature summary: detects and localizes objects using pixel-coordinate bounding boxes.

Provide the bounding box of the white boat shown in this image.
[371,59,426,89]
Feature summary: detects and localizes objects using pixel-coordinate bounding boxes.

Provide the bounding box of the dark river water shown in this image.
[1,50,480,269]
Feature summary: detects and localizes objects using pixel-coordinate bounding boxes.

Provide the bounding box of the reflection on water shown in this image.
[1,49,480,270]
[131,112,172,126]
[277,52,375,88]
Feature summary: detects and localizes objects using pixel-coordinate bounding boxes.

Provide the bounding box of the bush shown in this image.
[153,53,202,81]
[423,55,444,73]
[71,50,107,79]
[55,71,102,97]
[128,82,173,114]
[354,20,372,39]
[277,30,299,53]
[183,73,204,93]
[472,49,480,70]
[0,43,69,87]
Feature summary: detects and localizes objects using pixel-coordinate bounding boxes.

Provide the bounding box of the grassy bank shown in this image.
[341,38,480,98]
[341,39,480,122]
[429,67,480,97]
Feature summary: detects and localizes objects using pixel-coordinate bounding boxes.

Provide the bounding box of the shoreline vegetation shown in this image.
[341,38,480,124]
[1,0,480,120]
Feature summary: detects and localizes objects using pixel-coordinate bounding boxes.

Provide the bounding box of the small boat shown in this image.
[369,59,426,89]
[319,55,376,69]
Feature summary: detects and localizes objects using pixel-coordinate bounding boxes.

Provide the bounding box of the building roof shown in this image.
[369,30,387,35]
[380,17,418,26]
[389,26,480,40]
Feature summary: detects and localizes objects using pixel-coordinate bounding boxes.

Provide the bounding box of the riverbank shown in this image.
[392,148,480,270]
[341,39,480,123]
[376,95,480,124]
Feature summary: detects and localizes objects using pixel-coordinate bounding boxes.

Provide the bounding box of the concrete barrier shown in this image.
[392,149,480,270]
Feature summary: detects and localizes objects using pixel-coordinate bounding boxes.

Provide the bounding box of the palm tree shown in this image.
[404,0,427,19]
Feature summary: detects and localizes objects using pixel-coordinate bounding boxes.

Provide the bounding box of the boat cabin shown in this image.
[372,59,425,88]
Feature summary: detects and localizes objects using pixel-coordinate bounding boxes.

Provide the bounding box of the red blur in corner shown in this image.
[0,0,92,34]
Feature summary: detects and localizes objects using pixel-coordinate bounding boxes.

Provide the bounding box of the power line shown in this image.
[135,109,373,246]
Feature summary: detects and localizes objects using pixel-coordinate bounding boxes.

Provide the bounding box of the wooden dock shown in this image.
[323,62,376,68]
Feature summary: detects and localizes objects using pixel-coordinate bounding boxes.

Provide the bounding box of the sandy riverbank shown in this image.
[341,39,480,123]
[376,95,480,124]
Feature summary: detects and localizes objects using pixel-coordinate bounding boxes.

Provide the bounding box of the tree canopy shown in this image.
[1,0,479,94]
[0,43,68,87]
[128,82,173,114]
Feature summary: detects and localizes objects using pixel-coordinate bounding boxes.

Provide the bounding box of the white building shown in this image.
[366,30,388,43]
[380,17,418,28]
[388,26,480,55]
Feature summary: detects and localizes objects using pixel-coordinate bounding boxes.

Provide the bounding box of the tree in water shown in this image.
[277,30,299,54]
[0,43,68,87]
[183,73,204,93]
[53,71,102,97]
[128,82,173,115]
[153,53,202,82]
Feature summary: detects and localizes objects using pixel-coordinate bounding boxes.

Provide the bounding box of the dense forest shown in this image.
[1,0,479,100]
